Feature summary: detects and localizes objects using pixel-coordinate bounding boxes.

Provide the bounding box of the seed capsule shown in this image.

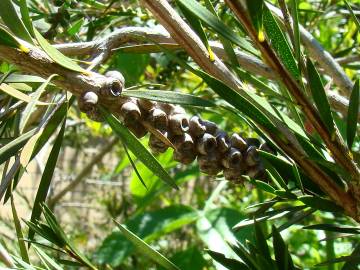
[244,146,261,166]
[196,133,217,155]
[230,133,248,152]
[259,142,276,155]
[158,103,175,115]
[149,132,169,153]
[202,120,218,135]
[78,92,103,122]
[221,148,243,169]
[172,133,194,151]
[246,138,261,148]
[189,116,206,137]
[169,114,189,135]
[147,108,168,130]
[223,168,244,182]
[105,70,125,86]
[247,163,265,179]
[120,101,141,121]
[137,98,155,111]
[216,131,230,153]
[125,120,147,138]
[197,153,222,175]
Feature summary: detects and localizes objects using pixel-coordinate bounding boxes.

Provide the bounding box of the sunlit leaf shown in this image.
[33,28,87,73]
[0,0,33,43]
[28,120,66,241]
[122,90,214,107]
[116,222,180,270]
[101,108,178,190]
[306,58,334,134]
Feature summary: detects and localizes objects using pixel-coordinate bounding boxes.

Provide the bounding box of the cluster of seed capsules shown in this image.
[80,71,273,182]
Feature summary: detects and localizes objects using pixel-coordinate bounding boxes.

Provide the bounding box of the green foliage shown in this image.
[0,1,359,270]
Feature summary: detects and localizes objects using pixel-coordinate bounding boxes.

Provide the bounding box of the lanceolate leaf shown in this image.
[11,195,30,263]
[207,250,249,270]
[101,108,178,190]
[272,225,295,270]
[178,2,215,61]
[193,69,277,133]
[306,58,335,135]
[0,26,28,51]
[0,0,33,43]
[263,4,300,79]
[116,223,180,270]
[28,120,66,242]
[33,28,87,73]
[18,0,35,37]
[0,83,51,105]
[344,0,360,31]
[346,79,359,149]
[122,90,214,107]
[177,0,257,55]
[0,128,37,165]
[20,74,58,133]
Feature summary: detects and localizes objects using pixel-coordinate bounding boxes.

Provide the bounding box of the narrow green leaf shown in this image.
[289,0,301,63]
[303,223,360,234]
[251,179,276,194]
[272,225,294,270]
[20,74,57,133]
[263,4,300,79]
[28,120,66,242]
[207,250,249,270]
[178,2,215,61]
[67,18,84,36]
[18,0,35,37]
[246,0,265,41]
[33,28,87,73]
[33,246,64,270]
[0,26,27,50]
[177,0,257,55]
[116,223,180,270]
[0,0,33,43]
[230,242,260,269]
[346,80,359,149]
[194,70,277,133]
[101,108,178,190]
[11,195,30,263]
[344,0,360,31]
[299,195,343,213]
[122,90,214,107]
[0,128,37,165]
[306,58,335,134]
[204,0,239,66]
[122,142,147,189]
[0,83,51,105]
[254,221,271,261]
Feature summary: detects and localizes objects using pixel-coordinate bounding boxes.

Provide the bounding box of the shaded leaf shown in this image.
[303,224,360,234]
[346,79,359,149]
[306,58,334,134]
[207,249,249,270]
